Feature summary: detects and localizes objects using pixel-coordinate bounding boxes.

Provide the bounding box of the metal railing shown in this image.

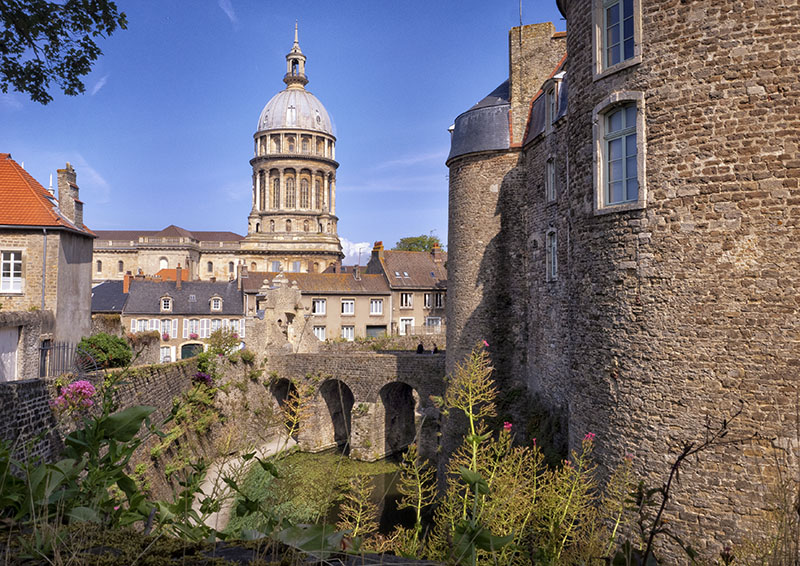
[39,341,77,378]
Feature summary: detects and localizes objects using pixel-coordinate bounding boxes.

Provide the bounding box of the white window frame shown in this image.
[313,326,326,341]
[210,297,222,311]
[400,292,413,308]
[211,319,221,332]
[341,299,355,316]
[593,92,647,214]
[0,251,23,293]
[546,229,558,282]
[161,319,171,336]
[593,0,642,80]
[161,297,172,312]
[137,319,148,333]
[369,298,383,315]
[160,346,172,363]
[341,325,354,341]
[312,298,326,315]
[399,317,414,336]
[150,318,160,331]
[546,158,556,202]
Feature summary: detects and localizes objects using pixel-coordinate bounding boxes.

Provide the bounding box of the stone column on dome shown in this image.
[330,175,336,215]
[279,169,285,209]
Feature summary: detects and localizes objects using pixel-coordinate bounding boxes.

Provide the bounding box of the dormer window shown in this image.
[211,297,222,311]
[161,297,172,312]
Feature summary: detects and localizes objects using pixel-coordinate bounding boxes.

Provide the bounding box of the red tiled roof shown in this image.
[243,271,390,295]
[156,268,190,281]
[0,153,92,235]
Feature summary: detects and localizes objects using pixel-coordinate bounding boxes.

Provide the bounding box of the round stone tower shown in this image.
[241,23,343,273]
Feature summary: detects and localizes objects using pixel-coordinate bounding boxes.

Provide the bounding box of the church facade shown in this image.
[93,26,343,282]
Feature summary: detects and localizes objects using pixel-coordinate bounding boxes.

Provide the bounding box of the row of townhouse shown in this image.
[242,241,447,342]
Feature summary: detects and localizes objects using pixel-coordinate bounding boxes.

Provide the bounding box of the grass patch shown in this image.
[225,451,398,536]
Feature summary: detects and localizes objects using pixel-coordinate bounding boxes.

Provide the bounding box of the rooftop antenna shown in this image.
[519,0,523,25]
[48,174,54,195]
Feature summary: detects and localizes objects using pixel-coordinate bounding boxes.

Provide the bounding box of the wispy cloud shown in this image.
[222,179,248,202]
[71,153,112,204]
[339,237,372,265]
[0,93,22,110]
[218,0,238,25]
[373,149,448,170]
[90,75,109,96]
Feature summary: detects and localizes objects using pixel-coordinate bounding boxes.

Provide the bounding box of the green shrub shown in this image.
[78,332,132,368]
[208,328,240,356]
[240,348,256,365]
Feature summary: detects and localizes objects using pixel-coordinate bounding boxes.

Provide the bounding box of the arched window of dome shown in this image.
[272,178,281,209]
[287,136,295,152]
[258,171,266,210]
[255,222,260,233]
[302,138,309,153]
[316,139,324,156]
[160,257,168,270]
[315,179,323,210]
[271,135,281,153]
[313,262,319,273]
[286,177,296,208]
[286,219,292,232]
[300,179,310,208]
[318,222,323,232]
[326,222,331,233]
[269,220,275,232]
[292,60,298,76]
[303,220,309,232]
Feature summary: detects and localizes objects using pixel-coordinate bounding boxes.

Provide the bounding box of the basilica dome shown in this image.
[257,89,336,137]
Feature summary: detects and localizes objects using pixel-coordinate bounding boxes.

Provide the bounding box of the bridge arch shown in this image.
[378,382,420,456]
[270,378,299,439]
[318,379,354,454]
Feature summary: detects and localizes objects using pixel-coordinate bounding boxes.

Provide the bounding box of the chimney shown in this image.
[176,264,182,290]
[372,241,384,262]
[210,276,216,283]
[123,271,132,294]
[431,242,443,263]
[57,162,83,228]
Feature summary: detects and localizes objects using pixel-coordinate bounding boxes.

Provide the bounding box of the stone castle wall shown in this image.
[447,0,800,555]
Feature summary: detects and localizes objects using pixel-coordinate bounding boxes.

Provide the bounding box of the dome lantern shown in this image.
[284,21,308,89]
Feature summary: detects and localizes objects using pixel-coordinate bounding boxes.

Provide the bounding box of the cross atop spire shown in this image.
[284,21,308,88]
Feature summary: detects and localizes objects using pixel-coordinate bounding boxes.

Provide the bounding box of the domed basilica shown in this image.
[92,26,344,281]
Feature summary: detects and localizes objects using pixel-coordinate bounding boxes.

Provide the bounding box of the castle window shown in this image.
[300,179,310,208]
[117,260,124,273]
[207,261,213,273]
[546,230,558,281]
[272,178,281,208]
[95,259,102,274]
[594,93,646,214]
[594,0,641,78]
[546,158,556,202]
[312,298,326,315]
[1,251,22,292]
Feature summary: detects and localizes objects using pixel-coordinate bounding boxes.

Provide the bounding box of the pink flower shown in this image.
[482,340,489,348]
[114,505,120,511]
[583,432,596,443]
[503,422,512,431]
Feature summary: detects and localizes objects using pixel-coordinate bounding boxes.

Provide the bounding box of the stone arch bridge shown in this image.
[266,352,445,461]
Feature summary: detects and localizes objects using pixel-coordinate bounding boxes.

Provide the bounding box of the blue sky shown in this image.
[0,1,565,262]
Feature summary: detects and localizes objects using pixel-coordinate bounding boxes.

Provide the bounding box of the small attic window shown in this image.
[403,272,409,278]
[430,271,435,277]
[189,294,197,302]
[211,297,222,311]
[395,271,401,278]
[160,297,172,312]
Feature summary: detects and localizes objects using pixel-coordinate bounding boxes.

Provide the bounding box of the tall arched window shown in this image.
[286,177,296,208]
[272,178,280,209]
[207,261,213,273]
[269,219,275,232]
[117,260,124,273]
[258,171,266,210]
[286,219,292,232]
[300,179,309,208]
[96,260,102,273]
[160,257,168,270]
[303,220,309,232]
[287,136,295,152]
[302,139,309,153]
[315,180,323,210]
[228,261,234,274]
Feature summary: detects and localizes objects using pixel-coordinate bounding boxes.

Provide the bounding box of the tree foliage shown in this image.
[78,332,131,368]
[0,0,127,104]
[392,234,442,252]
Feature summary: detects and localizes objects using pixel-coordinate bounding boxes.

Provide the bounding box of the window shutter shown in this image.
[172,319,178,338]
[240,319,245,338]
[151,319,159,331]
[130,319,135,333]
[201,319,209,338]
[183,318,188,339]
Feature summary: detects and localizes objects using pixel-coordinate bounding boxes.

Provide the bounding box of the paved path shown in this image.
[193,436,297,532]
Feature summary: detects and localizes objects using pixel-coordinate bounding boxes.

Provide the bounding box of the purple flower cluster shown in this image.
[51,380,96,414]
[193,372,213,387]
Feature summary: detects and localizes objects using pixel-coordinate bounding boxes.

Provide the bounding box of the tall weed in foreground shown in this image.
[421,342,636,565]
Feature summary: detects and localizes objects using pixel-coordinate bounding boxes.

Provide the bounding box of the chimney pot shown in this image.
[176,264,183,290]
